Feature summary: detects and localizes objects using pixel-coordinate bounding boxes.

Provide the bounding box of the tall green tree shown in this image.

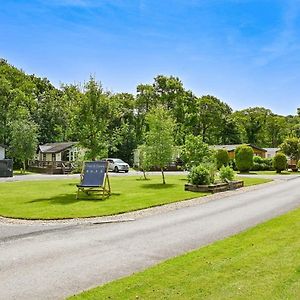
[9,119,39,172]
[189,95,232,144]
[233,107,271,146]
[144,106,175,184]
[75,77,113,160]
[280,137,300,164]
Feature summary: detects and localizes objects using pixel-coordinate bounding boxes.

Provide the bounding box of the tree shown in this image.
[235,145,254,173]
[189,95,232,144]
[137,144,151,180]
[273,153,287,173]
[215,149,229,169]
[280,137,300,164]
[181,135,212,170]
[75,77,113,160]
[233,107,271,146]
[9,119,38,172]
[144,106,175,184]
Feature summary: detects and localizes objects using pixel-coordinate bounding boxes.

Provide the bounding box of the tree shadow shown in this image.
[140,183,176,189]
[27,192,121,205]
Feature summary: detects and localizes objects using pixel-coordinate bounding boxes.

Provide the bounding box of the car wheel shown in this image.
[125,170,129,173]
[114,166,119,173]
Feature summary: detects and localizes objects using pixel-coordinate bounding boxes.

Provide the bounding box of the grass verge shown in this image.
[0,176,270,219]
[69,206,300,300]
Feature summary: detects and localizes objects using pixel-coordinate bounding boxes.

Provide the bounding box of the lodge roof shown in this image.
[39,142,78,154]
[212,144,267,153]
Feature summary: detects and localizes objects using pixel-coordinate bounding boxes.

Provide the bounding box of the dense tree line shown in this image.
[1,58,299,165]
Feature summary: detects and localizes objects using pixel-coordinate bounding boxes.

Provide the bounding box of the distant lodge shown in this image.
[29,142,84,174]
[211,144,268,158]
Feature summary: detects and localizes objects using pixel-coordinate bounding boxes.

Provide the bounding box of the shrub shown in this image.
[188,165,212,185]
[215,149,229,169]
[182,135,213,170]
[219,165,235,182]
[251,156,273,171]
[235,145,254,173]
[228,158,237,170]
[273,153,287,173]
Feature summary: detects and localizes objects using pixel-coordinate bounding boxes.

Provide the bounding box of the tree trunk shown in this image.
[161,168,166,184]
[22,160,26,174]
[142,169,147,180]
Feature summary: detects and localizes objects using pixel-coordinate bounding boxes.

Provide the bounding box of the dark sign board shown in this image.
[81,161,107,187]
[0,159,13,177]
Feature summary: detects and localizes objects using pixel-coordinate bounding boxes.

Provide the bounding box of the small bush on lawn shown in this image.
[219,165,235,182]
[273,153,287,173]
[215,149,229,169]
[252,157,273,171]
[188,165,212,185]
[235,145,254,173]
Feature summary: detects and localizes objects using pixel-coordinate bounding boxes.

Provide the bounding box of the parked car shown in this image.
[103,158,129,173]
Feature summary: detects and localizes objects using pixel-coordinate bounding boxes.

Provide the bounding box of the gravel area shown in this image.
[0,179,278,226]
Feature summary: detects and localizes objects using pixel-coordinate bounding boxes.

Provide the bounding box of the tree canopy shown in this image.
[1,58,299,166]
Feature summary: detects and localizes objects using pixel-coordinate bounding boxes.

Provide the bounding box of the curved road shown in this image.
[0,177,300,299]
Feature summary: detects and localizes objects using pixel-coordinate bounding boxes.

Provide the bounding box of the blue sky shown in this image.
[1,0,300,115]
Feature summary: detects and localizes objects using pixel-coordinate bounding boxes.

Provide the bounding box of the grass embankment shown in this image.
[70,207,300,300]
[0,176,270,219]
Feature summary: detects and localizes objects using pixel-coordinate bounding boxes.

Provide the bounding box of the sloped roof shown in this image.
[212,144,267,152]
[263,147,280,152]
[39,142,78,153]
[0,144,7,149]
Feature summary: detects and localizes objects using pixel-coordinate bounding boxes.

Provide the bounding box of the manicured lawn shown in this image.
[239,170,300,175]
[69,207,300,300]
[0,176,270,219]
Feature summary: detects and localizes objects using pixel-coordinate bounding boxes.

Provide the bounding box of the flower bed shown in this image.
[184,180,244,193]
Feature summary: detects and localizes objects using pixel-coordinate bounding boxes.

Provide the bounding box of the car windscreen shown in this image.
[114,159,125,164]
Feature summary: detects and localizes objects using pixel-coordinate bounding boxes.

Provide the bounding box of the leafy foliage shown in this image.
[182,135,213,170]
[219,165,235,182]
[235,145,254,173]
[215,149,229,169]
[273,153,287,173]
[280,137,300,163]
[8,119,38,172]
[188,165,212,185]
[1,59,300,169]
[144,106,175,184]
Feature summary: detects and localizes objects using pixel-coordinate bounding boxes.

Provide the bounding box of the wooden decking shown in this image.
[29,160,75,174]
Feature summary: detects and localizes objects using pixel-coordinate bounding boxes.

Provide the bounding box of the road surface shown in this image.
[0,177,300,299]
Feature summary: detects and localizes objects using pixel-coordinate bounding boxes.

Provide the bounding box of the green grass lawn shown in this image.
[239,170,300,175]
[0,176,270,219]
[69,206,300,300]
[13,169,35,176]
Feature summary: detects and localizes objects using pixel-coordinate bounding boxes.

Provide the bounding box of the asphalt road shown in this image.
[1,178,300,299]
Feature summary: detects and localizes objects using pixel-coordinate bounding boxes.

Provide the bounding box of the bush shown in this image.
[215,149,229,169]
[228,158,237,171]
[251,156,273,171]
[182,135,213,170]
[188,165,212,185]
[235,145,254,173]
[219,165,235,182]
[273,153,287,173]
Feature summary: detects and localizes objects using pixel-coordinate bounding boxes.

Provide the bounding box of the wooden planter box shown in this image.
[185,180,244,194]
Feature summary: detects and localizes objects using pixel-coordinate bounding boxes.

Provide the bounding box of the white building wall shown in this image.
[0,147,5,160]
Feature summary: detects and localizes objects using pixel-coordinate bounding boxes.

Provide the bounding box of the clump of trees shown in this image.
[1,58,300,172]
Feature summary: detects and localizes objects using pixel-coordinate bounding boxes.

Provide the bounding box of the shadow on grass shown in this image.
[28,192,121,205]
[140,183,176,189]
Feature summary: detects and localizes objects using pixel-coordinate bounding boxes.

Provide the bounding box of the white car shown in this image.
[104,158,129,173]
